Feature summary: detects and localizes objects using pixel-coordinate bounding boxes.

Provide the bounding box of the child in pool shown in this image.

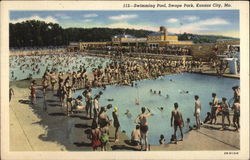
[159,134,165,145]
[170,134,177,144]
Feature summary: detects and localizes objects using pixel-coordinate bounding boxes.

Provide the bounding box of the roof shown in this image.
[148,31,176,36]
[148,31,164,36]
[113,34,136,38]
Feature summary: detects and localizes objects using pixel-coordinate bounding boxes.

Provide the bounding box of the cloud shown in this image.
[10,15,58,24]
[107,22,158,31]
[54,13,71,20]
[196,17,229,26]
[168,17,230,34]
[60,15,71,20]
[109,14,138,21]
[83,19,93,22]
[167,18,179,23]
[182,15,199,21]
[84,13,98,18]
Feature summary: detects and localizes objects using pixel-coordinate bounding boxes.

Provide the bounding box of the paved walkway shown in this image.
[151,120,239,151]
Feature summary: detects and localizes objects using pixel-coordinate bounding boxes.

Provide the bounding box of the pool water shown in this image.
[73,73,239,145]
[9,54,110,81]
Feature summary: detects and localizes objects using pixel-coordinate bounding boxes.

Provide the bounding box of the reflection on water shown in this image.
[73,73,239,145]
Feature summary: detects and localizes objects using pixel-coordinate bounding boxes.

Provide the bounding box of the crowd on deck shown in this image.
[84,45,191,56]
[10,46,67,56]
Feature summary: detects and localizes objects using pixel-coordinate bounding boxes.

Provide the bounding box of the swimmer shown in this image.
[103,85,106,90]
[170,134,177,144]
[180,90,188,94]
[158,107,164,112]
[166,94,169,98]
[153,91,156,94]
[158,91,161,95]
[150,89,153,93]
[159,134,165,145]
[124,109,132,118]
[135,98,140,105]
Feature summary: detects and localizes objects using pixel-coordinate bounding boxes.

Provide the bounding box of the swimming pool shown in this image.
[9,54,110,81]
[73,73,239,145]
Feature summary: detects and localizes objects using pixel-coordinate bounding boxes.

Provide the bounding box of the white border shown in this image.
[1,1,249,160]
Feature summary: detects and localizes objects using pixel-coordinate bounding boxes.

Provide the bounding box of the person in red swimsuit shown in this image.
[91,121,101,151]
[171,103,184,143]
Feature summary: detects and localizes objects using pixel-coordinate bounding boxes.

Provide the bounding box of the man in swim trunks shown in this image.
[194,95,201,129]
[232,99,240,131]
[135,107,152,151]
[210,93,219,124]
[171,103,184,142]
[220,97,231,130]
[9,87,14,102]
[29,81,36,104]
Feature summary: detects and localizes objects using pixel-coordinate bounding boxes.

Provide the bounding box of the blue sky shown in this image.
[10,10,239,38]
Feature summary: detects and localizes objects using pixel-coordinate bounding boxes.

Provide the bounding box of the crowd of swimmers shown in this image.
[9,52,240,151]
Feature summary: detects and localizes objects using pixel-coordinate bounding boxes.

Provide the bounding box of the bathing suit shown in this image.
[51,79,56,85]
[196,108,201,115]
[112,112,120,128]
[91,131,101,147]
[43,85,49,89]
[98,117,108,128]
[140,125,148,134]
[31,87,36,97]
[174,120,182,127]
[101,133,109,144]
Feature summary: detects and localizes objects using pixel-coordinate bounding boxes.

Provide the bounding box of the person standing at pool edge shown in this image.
[171,103,184,142]
[194,95,201,129]
[29,81,36,104]
[135,107,152,151]
[210,93,218,124]
[112,107,120,142]
[9,87,14,102]
[220,97,231,130]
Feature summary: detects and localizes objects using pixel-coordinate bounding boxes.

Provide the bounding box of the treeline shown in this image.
[9,20,236,48]
[9,20,152,48]
[178,32,237,43]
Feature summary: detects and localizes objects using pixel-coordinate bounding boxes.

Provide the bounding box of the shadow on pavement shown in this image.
[48,113,67,116]
[75,123,91,128]
[74,142,92,147]
[111,144,139,151]
[19,99,31,104]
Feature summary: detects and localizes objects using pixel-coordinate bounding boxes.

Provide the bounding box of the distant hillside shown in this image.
[177,32,239,44]
[9,20,237,48]
[9,20,152,48]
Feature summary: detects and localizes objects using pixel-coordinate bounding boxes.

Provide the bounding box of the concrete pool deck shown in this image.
[9,77,240,151]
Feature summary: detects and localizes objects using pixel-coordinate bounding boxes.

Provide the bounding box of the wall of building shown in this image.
[165,36,178,41]
[147,35,164,41]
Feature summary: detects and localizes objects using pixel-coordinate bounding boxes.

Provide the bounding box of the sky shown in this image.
[10,10,239,38]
